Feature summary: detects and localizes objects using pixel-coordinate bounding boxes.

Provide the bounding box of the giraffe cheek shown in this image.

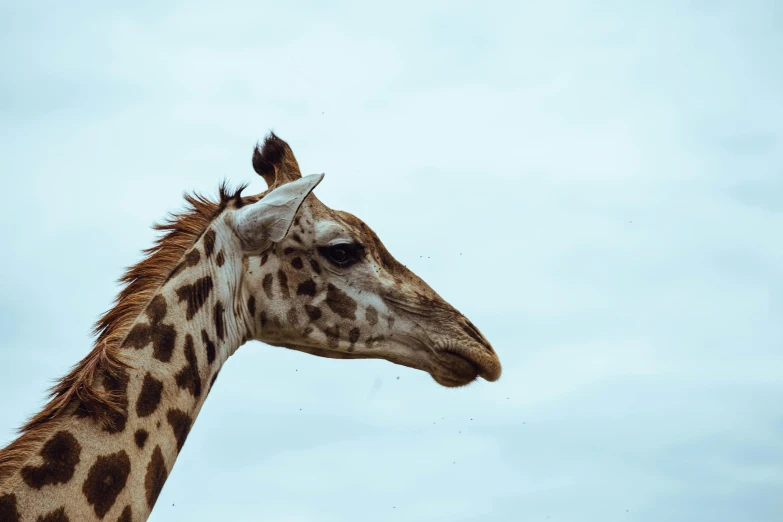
[324,284,358,320]
[286,307,300,327]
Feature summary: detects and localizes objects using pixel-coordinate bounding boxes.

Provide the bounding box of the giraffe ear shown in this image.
[252,132,302,188]
[232,173,324,248]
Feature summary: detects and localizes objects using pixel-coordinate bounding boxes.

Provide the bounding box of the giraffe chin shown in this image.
[427,352,478,387]
[429,337,503,387]
[430,351,493,387]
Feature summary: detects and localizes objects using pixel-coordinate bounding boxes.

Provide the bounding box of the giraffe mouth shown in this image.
[430,352,481,387]
[430,342,502,387]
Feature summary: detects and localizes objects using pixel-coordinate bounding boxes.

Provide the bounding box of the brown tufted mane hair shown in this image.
[0,182,249,485]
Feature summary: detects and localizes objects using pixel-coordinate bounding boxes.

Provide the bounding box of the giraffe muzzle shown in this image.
[430,332,502,387]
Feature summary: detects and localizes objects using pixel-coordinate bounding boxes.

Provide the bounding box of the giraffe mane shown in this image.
[0,181,250,485]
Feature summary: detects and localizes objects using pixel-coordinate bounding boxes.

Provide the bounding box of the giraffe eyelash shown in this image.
[317,243,365,268]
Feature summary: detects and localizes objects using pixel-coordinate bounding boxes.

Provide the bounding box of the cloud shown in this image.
[1,1,781,521]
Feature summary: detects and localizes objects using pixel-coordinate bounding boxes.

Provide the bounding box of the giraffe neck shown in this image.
[0,220,250,522]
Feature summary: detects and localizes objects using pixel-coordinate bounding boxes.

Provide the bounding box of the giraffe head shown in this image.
[226,134,501,387]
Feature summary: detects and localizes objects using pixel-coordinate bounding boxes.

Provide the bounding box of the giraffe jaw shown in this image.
[271,338,501,388]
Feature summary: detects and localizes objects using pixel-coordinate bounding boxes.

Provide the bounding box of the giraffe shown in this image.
[0,133,502,522]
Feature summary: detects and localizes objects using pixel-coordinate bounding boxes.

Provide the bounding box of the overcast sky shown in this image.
[1,1,781,521]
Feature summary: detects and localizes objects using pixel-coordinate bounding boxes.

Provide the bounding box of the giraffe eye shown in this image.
[318,243,364,268]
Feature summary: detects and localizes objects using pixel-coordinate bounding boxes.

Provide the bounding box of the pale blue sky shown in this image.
[1,1,782,521]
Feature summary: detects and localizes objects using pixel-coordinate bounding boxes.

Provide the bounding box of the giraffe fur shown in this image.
[0,133,501,521]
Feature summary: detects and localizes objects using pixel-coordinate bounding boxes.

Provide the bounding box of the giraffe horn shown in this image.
[252,132,303,187]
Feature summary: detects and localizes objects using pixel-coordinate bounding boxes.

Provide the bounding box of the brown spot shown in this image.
[325,284,357,319]
[214,301,225,340]
[175,276,214,320]
[71,368,128,431]
[122,324,151,350]
[247,295,256,316]
[309,259,321,274]
[324,325,340,348]
[0,494,21,522]
[304,305,322,321]
[204,229,216,257]
[146,295,168,323]
[260,253,269,266]
[21,431,81,489]
[82,450,131,519]
[201,329,216,364]
[291,257,303,269]
[216,249,225,267]
[185,248,200,267]
[387,316,395,329]
[136,373,163,418]
[144,446,168,509]
[286,307,299,326]
[283,247,295,255]
[134,430,149,449]
[277,270,290,298]
[167,409,193,452]
[121,298,178,362]
[36,507,69,522]
[349,327,361,347]
[366,306,378,326]
[262,273,273,298]
[292,233,303,244]
[296,279,316,297]
[260,311,268,327]
[101,369,129,433]
[151,324,177,362]
[302,326,313,337]
[116,506,132,522]
[175,334,202,398]
[209,370,220,391]
[366,335,385,348]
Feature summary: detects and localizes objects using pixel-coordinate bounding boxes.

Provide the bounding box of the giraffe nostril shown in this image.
[459,317,492,351]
